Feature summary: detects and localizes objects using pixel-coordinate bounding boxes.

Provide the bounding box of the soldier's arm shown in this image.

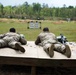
[0,34,5,39]
[35,36,41,45]
[19,37,27,45]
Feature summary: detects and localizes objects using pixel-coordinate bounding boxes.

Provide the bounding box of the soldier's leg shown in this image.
[54,43,66,53]
[43,43,54,57]
[54,44,71,58]
[8,41,25,53]
[0,39,7,48]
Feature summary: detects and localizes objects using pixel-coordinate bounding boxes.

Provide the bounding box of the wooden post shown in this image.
[31,66,36,75]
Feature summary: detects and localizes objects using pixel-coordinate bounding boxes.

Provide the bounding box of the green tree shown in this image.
[0,2,76,20]
[22,2,29,15]
[0,3,3,17]
[3,6,12,18]
[33,3,41,17]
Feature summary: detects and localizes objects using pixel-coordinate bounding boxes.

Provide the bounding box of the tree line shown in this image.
[0,1,76,20]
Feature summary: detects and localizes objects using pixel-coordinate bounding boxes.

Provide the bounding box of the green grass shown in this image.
[0,19,76,42]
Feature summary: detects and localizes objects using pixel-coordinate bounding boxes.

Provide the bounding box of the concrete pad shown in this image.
[0,41,76,59]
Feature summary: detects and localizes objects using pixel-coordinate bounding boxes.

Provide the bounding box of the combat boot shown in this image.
[15,43,25,53]
[64,45,71,58]
[45,44,54,57]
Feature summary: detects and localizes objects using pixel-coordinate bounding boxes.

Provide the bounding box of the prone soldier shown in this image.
[0,28,27,53]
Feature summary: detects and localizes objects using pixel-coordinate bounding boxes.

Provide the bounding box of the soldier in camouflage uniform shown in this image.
[0,28,27,53]
[35,27,71,58]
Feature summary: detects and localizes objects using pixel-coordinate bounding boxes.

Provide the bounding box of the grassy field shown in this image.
[0,18,76,42]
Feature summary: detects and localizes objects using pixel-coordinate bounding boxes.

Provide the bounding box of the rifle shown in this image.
[57,34,68,44]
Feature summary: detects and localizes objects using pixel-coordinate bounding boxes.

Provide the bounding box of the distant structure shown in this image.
[27,21,41,29]
[67,18,70,22]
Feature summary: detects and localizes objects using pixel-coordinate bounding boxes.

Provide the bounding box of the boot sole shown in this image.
[15,43,25,53]
[49,44,54,57]
[64,45,71,58]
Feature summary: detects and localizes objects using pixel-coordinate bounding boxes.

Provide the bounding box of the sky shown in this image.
[0,0,76,7]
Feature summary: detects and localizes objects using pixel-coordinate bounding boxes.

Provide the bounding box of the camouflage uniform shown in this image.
[0,32,27,49]
[35,32,66,53]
